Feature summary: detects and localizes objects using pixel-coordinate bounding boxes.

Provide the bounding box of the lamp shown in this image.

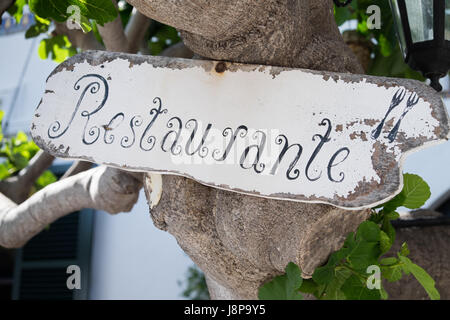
[389,0,450,91]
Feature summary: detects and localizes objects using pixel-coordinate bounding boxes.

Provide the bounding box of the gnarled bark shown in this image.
[135,0,449,300]
[0,166,142,248]
[145,175,370,299]
[130,0,370,300]
[0,150,54,204]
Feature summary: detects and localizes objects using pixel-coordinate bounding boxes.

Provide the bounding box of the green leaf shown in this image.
[379,230,392,255]
[285,262,303,295]
[381,264,403,282]
[29,0,118,26]
[385,211,400,221]
[328,248,350,266]
[380,257,398,266]
[400,173,431,209]
[348,241,380,271]
[78,15,93,33]
[7,0,27,23]
[356,221,380,242]
[357,19,369,34]
[380,286,389,300]
[321,268,351,300]
[399,242,410,257]
[312,247,350,285]
[15,131,28,144]
[258,263,303,300]
[29,0,68,22]
[11,152,28,170]
[341,274,381,300]
[344,232,356,249]
[381,173,431,211]
[334,3,357,26]
[348,221,381,270]
[38,35,77,63]
[35,15,52,25]
[25,21,50,39]
[398,256,440,300]
[34,170,58,191]
[382,216,396,244]
[312,266,334,285]
[38,38,49,60]
[298,279,319,295]
[378,33,392,57]
[149,24,181,56]
[0,163,10,180]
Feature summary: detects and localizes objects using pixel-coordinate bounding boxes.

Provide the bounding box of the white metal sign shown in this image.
[31,51,449,209]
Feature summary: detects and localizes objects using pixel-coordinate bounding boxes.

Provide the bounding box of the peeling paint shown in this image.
[31,51,450,210]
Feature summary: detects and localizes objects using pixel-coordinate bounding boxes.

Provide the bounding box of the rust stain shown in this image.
[349,131,368,141]
[361,131,368,141]
[345,120,360,129]
[364,119,377,126]
[335,124,343,132]
[383,118,395,134]
[215,62,227,73]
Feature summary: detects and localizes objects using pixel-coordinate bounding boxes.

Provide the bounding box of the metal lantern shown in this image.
[389,0,450,91]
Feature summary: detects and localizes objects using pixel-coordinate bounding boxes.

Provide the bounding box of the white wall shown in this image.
[0,32,56,135]
[88,190,192,300]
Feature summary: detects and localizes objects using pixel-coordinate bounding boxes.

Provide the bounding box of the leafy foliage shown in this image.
[6,0,180,63]
[259,262,303,300]
[25,15,50,39]
[0,110,56,191]
[258,173,440,300]
[6,0,27,23]
[147,22,181,56]
[28,0,117,26]
[178,264,210,300]
[38,35,77,63]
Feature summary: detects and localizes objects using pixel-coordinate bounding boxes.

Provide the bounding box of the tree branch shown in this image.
[0,150,55,204]
[98,2,151,53]
[97,0,130,52]
[60,161,93,180]
[160,41,194,59]
[125,9,152,53]
[0,166,142,248]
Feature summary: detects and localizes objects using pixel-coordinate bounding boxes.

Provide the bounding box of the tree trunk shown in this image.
[132,0,377,299]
